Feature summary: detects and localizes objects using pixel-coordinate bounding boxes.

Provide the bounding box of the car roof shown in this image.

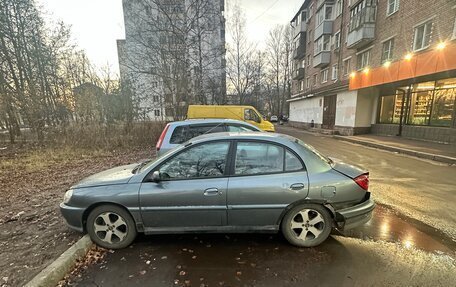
[191,132,293,144]
[168,119,260,129]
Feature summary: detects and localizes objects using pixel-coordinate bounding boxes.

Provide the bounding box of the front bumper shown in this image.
[60,202,86,233]
[335,198,375,231]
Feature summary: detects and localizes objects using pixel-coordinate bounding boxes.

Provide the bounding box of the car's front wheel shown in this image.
[87,205,137,249]
[281,204,332,247]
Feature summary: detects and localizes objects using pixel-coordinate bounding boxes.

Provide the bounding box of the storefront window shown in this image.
[408,90,433,125]
[378,94,403,124]
[377,78,456,127]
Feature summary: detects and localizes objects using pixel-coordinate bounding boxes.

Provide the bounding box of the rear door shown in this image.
[226,141,309,227]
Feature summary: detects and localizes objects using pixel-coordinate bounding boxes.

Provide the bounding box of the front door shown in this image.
[322,95,337,129]
[139,141,231,229]
[227,141,309,227]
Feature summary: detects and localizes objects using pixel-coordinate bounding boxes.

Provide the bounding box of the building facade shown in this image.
[289,0,456,143]
[118,0,226,121]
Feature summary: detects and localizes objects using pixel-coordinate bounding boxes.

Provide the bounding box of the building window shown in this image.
[321,69,329,83]
[387,0,399,16]
[316,4,333,26]
[349,0,377,32]
[306,77,311,89]
[307,54,311,66]
[309,3,314,19]
[413,21,433,51]
[153,95,159,102]
[333,31,341,49]
[332,64,339,80]
[308,30,312,44]
[315,35,331,54]
[335,0,343,17]
[356,49,371,70]
[343,58,351,76]
[313,74,318,86]
[154,109,161,117]
[378,78,456,127]
[381,38,394,63]
[299,80,304,91]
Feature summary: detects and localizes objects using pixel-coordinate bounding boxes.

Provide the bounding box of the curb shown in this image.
[24,235,93,287]
[333,136,456,165]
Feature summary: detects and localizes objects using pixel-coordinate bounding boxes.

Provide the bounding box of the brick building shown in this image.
[288,0,456,143]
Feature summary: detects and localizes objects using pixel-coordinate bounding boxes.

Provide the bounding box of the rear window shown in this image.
[169,124,225,144]
[170,126,187,144]
[187,125,225,139]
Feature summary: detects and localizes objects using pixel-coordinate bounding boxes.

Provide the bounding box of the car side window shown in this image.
[227,125,257,132]
[159,142,230,180]
[235,142,284,175]
[187,125,225,140]
[285,150,304,171]
[170,126,187,144]
[244,109,261,123]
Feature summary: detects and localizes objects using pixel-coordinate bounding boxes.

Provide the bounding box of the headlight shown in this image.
[63,189,73,204]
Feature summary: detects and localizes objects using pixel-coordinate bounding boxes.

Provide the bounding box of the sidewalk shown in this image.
[334,134,456,165]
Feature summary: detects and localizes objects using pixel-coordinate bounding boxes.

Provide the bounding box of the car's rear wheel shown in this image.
[87,205,137,249]
[281,204,332,247]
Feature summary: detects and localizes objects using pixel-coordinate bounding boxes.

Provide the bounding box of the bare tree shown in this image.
[265,24,293,116]
[226,1,256,105]
[120,0,225,120]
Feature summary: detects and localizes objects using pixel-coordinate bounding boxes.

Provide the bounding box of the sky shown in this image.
[37,0,303,75]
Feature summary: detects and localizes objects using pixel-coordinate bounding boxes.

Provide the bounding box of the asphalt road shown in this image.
[66,126,456,287]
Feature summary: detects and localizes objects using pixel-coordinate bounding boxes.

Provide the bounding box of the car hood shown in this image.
[330,158,367,178]
[263,120,275,132]
[71,163,138,188]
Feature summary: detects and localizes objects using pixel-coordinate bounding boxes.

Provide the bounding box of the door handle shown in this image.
[290,183,305,190]
[204,188,221,196]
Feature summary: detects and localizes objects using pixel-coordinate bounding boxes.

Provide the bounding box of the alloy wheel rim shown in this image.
[93,212,128,244]
[290,209,325,242]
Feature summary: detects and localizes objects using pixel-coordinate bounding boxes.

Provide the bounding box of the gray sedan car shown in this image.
[60,132,374,249]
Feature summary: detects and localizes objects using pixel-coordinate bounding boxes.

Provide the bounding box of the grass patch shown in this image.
[0,147,112,172]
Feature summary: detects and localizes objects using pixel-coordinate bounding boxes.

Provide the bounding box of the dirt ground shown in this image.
[0,144,151,287]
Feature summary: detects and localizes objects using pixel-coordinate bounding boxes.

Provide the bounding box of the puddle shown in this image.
[343,204,456,255]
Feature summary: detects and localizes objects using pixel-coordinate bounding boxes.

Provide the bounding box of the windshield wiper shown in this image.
[132,160,152,174]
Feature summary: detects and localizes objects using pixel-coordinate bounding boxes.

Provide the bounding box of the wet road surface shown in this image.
[67,204,455,287]
[65,126,456,286]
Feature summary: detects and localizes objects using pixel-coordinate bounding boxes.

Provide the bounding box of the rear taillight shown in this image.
[156,124,170,151]
[354,173,369,191]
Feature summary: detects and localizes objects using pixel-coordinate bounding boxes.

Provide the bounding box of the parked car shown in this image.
[187,105,275,132]
[270,115,278,122]
[156,119,262,156]
[60,132,375,249]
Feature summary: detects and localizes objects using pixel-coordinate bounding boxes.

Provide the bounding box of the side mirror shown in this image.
[151,171,161,183]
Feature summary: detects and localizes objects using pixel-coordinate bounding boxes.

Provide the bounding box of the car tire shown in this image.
[281,203,332,247]
[87,205,137,249]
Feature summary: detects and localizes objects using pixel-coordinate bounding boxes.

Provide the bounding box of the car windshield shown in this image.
[133,147,178,174]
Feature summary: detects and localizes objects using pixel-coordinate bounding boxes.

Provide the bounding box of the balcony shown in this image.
[313,51,331,68]
[347,6,377,48]
[314,20,333,41]
[293,44,306,60]
[293,68,305,80]
[293,21,307,37]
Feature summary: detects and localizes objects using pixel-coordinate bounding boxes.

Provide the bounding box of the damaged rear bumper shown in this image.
[335,195,375,231]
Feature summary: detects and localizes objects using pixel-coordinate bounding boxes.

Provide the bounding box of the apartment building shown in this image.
[117,0,226,121]
[289,0,456,143]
